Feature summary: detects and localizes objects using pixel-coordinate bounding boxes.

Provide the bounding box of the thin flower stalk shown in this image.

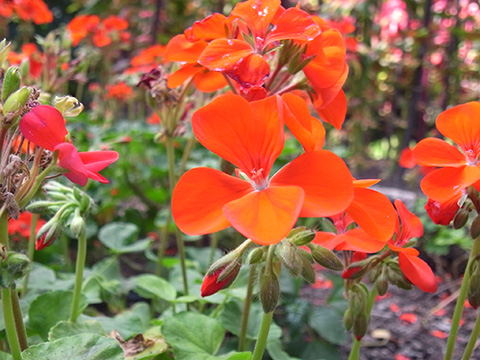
[21,213,38,297]
[70,228,88,322]
[238,265,256,352]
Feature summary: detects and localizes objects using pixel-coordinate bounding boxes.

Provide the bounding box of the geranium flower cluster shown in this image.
[168,0,436,300]
[67,15,130,48]
[0,0,53,25]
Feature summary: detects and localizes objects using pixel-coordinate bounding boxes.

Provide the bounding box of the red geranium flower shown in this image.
[413,102,480,202]
[172,94,354,245]
[19,105,119,186]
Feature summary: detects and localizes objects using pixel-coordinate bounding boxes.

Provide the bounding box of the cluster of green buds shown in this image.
[27,181,93,249]
[452,187,480,235]
[277,40,315,76]
[0,252,31,288]
[343,284,369,340]
[368,260,412,296]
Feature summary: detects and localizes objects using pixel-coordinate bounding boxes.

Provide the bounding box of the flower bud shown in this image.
[0,252,31,288]
[248,247,265,265]
[471,216,480,239]
[343,308,354,331]
[300,254,316,284]
[386,264,412,290]
[288,227,315,246]
[70,210,86,238]
[200,261,241,297]
[20,58,30,79]
[468,270,480,309]
[375,267,389,296]
[310,244,343,271]
[0,39,11,66]
[54,95,84,117]
[349,286,367,315]
[453,209,470,230]
[260,270,280,313]
[353,313,369,341]
[276,242,302,276]
[3,87,31,115]
[1,66,21,102]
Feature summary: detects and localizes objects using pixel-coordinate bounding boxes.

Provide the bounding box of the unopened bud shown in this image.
[375,267,389,296]
[20,58,29,79]
[260,270,280,313]
[300,254,316,284]
[2,67,21,102]
[343,308,353,331]
[3,87,31,115]
[386,264,412,290]
[54,95,84,117]
[248,247,265,264]
[368,263,382,283]
[0,39,11,66]
[0,252,31,288]
[276,242,302,276]
[310,244,343,271]
[200,262,241,297]
[287,227,315,246]
[342,258,372,279]
[468,266,480,309]
[353,313,369,341]
[453,209,470,230]
[70,211,86,237]
[349,287,367,315]
[471,216,480,239]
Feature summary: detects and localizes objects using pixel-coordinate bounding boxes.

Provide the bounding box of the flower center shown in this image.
[250,168,269,190]
[465,149,477,166]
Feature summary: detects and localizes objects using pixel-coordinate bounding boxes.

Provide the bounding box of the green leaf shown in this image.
[0,351,12,360]
[266,340,300,360]
[93,302,150,339]
[224,353,251,360]
[162,312,225,360]
[307,307,347,345]
[49,320,106,341]
[28,290,88,340]
[99,222,151,253]
[22,333,123,360]
[299,340,341,360]
[133,274,177,302]
[126,327,168,360]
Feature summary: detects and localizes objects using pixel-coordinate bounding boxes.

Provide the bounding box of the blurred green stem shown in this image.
[21,213,38,297]
[10,291,27,350]
[462,308,480,360]
[70,229,87,322]
[2,288,22,360]
[445,235,480,360]
[238,265,256,352]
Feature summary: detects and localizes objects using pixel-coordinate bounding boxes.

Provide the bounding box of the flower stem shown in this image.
[70,229,87,322]
[10,291,28,350]
[2,288,22,360]
[348,287,378,360]
[251,311,273,360]
[21,213,38,298]
[445,235,480,360]
[462,308,480,360]
[165,135,189,299]
[238,265,256,352]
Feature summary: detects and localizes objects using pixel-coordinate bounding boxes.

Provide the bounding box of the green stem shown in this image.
[348,287,378,360]
[462,309,480,360]
[2,289,22,360]
[10,291,28,350]
[209,232,219,264]
[155,214,171,276]
[21,213,38,297]
[445,235,480,360]
[251,311,273,360]
[0,212,9,251]
[70,229,87,322]
[165,135,189,298]
[238,265,256,352]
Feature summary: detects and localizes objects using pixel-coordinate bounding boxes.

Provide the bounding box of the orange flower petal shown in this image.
[353,179,381,187]
[413,138,466,167]
[271,150,353,217]
[281,93,325,152]
[314,83,347,129]
[436,102,480,155]
[198,38,253,71]
[335,228,387,253]
[346,188,396,241]
[172,168,253,235]
[223,185,304,245]
[398,252,437,293]
[193,69,228,92]
[167,63,203,89]
[231,0,281,39]
[313,231,341,250]
[266,7,320,43]
[184,13,228,41]
[164,34,207,62]
[394,200,423,245]
[192,94,283,176]
[420,166,480,201]
[225,53,270,87]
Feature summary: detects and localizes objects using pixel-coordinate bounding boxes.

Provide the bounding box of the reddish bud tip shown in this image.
[200,264,240,297]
